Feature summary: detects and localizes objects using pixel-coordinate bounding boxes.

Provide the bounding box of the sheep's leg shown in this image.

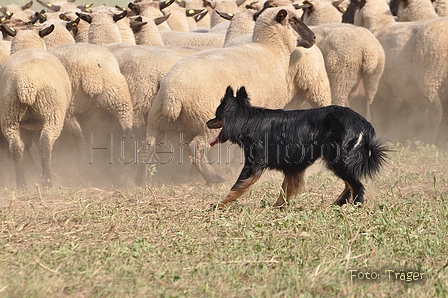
[40,127,60,188]
[273,171,305,207]
[436,99,448,146]
[189,135,225,184]
[4,126,27,189]
[135,129,165,187]
[420,95,443,144]
[64,116,86,172]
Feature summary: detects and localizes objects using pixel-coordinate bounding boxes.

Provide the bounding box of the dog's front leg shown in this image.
[215,164,264,209]
[273,171,305,207]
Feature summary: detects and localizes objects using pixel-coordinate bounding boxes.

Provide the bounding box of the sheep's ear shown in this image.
[246,1,259,10]
[155,14,170,25]
[78,3,93,12]
[66,17,80,31]
[0,25,17,37]
[113,10,128,22]
[128,2,141,15]
[332,0,346,13]
[253,0,275,21]
[22,1,33,10]
[236,0,246,7]
[275,9,288,23]
[204,0,216,9]
[37,10,47,23]
[160,0,175,10]
[130,19,147,33]
[186,8,204,17]
[293,2,312,10]
[39,24,54,38]
[194,10,208,22]
[176,0,187,8]
[216,10,234,21]
[236,86,248,100]
[26,12,40,25]
[76,12,92,24]
[48,4,61,11]
[59,13,71,21]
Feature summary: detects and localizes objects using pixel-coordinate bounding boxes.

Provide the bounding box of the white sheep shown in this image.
[161,1,205,32]
[128,1,173,31]
[432,0,448,16]
[0,26,71,188]
[343,0,448,144]
[0,40,10,65]
[130,15,166,46]
[222,9,332,109]
[76,8,129,45]
[300,0,343,25]
[160,29,226,46]
[48,43,133,134]
[311,23,385,119]
[0,1,34,22]
[286,45,332,109]
[389,0,439,21]
[205,0,246,28]
[135,7,316,185]
[184,0,212,30]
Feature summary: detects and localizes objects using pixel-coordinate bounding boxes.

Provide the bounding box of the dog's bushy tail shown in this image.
[345,133,389,180]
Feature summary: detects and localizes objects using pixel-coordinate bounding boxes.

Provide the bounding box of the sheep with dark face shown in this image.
[135,7,316,186]
[390,0,439,21]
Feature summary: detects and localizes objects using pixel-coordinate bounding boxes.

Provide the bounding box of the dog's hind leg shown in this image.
[328,164,366,206]
[333,177,365,206]
[273,171,305,207]
[333,181,354,206]
[189,135,225,184]
[217,165,264,208]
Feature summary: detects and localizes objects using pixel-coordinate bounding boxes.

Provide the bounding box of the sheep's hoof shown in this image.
[272,202,287,210]
[42,178,53,188]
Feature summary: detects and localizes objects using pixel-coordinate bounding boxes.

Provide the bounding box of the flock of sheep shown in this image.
[0,0,447,188]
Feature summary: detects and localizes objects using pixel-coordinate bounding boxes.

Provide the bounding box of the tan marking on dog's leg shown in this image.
[218,173,262,208]
[273,172,305,207]
[333,181,354,206]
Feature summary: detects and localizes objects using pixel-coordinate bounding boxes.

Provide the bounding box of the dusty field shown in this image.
[0,142,447,297]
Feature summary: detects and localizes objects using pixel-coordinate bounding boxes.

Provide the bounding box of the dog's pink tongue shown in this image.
[210,130,222,146]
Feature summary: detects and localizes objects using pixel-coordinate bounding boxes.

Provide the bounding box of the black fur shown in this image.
[207,86,388,207]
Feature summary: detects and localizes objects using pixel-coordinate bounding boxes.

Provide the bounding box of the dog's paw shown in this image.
[207,202,227,211]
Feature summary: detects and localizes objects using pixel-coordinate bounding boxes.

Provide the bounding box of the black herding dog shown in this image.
[206,86,388,208]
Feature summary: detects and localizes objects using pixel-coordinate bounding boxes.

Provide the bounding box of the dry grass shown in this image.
[0,142,447,297]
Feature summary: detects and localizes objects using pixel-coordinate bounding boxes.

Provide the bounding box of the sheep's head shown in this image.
[277,9,315,48]
[342,0,366,23]
[253,6,315,49]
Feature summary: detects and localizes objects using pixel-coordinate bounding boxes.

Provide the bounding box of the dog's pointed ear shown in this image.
[236,86,248,99]
[225,86,234,99]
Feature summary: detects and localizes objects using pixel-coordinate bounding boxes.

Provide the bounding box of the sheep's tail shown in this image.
[17,79,37,105]
[345,131,389,180]
[161,94,182,121]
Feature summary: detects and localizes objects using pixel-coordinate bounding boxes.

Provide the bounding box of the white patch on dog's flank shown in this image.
[353,132,363,149]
